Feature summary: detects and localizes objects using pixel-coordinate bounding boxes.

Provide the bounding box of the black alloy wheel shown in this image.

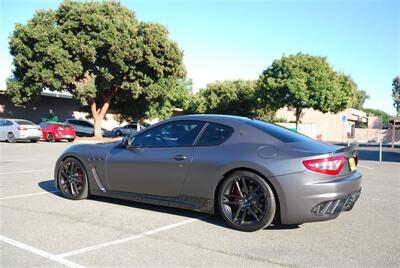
[57,158,89,200]
[218,170,276,232]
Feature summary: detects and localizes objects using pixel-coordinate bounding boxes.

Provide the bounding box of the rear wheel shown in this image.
[30,139,38,143]
[218,170,276,232]
[57,158,89,200]
[46,133,55,142]
[68,138,74,143]
[7,132,16,143]
[115,130,122,136]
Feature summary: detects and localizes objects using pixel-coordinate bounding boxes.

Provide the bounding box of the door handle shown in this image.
[171,155,187,161]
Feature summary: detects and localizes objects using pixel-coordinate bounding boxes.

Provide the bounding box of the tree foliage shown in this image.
[392,76,400,117]
[363,108,391,128]
[352,89,369,110]
[187,80,275,120]
[257,53,355,128]
[7,0,185,137]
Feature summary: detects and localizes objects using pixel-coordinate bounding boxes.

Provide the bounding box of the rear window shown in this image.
[196,123,234,146]
[55,123,72,128]
[15,120,35,126]
[247,120,313,143]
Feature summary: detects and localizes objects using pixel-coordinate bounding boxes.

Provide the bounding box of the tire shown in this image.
[68,138,74,143]
[7,132,16,143]
[30,139,38,143]
[116,130,122,136]
[46,133,55,142]
[218,170,276,232]
[57,157,89,200]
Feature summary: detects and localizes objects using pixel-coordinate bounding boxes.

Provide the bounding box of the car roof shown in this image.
[168,114,253,124]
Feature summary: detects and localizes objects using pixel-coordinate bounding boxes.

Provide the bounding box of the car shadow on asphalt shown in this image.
[38,179,300,231]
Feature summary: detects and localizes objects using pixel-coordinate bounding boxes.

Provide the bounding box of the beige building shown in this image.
[276,107,368,142]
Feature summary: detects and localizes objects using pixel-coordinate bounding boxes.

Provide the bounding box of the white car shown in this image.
[0,118,42,143]
[111,123,144,136]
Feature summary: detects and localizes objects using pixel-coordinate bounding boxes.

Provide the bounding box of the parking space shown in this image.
[1,142,399,267]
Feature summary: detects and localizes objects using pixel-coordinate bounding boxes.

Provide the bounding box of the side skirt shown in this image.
[90,189,214,214]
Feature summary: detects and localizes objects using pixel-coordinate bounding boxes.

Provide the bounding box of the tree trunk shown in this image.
[295,107,302,131]
[90,99,111,139]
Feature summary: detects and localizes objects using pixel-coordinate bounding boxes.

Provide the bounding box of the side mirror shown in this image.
[121,136,133,148]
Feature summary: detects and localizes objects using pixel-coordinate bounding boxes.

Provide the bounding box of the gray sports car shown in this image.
[54,114,361,232]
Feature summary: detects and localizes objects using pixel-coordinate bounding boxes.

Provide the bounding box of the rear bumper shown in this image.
[276,170,362,224]
[58,134,75,140]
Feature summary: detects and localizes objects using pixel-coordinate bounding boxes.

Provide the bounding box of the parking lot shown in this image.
[1,142,399,267]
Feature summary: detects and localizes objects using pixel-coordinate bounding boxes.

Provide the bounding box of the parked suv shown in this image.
[0,118,42,143]
[64,119,107,137]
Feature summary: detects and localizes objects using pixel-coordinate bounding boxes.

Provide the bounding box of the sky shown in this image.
[0,0,399,115]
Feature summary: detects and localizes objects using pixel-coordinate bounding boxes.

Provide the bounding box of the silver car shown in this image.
[0,118,42,143]
[64,118,107,137]
[54,114,362,232]
[112,123,144,136]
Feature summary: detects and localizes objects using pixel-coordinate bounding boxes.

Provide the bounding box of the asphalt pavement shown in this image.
[0,141,399,267]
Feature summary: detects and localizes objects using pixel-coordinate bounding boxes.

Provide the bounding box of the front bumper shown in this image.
[276,170,362,224]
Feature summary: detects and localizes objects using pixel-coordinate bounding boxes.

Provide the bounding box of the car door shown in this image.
[106,120,206,197]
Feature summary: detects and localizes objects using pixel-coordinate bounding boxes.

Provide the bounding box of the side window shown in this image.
[196,123,234,146]
[5,120,14,126]
[68,120,77,125]
[133,120,205,147]
[0,120,5,127]
[82,121,93,127]
[39,122,49,128]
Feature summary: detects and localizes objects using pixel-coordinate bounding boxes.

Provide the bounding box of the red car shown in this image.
[39,122,76,142]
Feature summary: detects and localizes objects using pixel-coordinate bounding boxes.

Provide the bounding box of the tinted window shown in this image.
[133,120,205,147]
[247,120,313,143]
[15,120,35,125]
[39,122,50,128]
[0,119,5,127]
[5,120,13,126]
[196,123,234,146]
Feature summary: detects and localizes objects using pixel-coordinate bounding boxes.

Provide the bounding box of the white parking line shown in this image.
[358,165,374,170]
[57,216,205,258]
[0,169,53,175]
[0,190,59,200]
[0,234,86,268]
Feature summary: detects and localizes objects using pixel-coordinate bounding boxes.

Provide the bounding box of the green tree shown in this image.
[187,80,274,120]
[257,53,355,129]
[117,78,191,122]
[392,76,400,117]
[363,108,391,128]
[352,89,369,110]
[6,0,185,137]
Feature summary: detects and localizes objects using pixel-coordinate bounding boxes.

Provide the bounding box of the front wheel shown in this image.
[57,157,89,200]
[218,171,276,232]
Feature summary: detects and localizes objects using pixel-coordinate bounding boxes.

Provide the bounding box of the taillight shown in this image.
[18,127,27,131]
[303,156,346,175]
